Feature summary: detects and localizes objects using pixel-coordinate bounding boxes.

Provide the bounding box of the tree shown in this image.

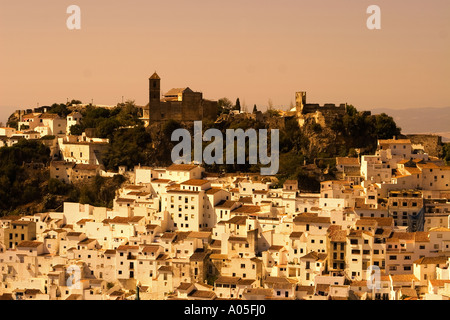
[162,119,182,138]
[69,124,83,136]
[374,113,401,140]
[102,126,152,171]
[235,98,241,112]
[48,103,71,118]
[0,139,51,215]
[6,119,18,130]
[69,99,82,106]
[443,143,450,165]
[253,104,257,113]
[48,178,71,195]
[95,118,121,139]
[217,98,234,115]
[346,104,358,117]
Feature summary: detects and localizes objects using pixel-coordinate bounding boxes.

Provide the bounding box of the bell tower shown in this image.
[149,72,161,107]
[145,72,161,123]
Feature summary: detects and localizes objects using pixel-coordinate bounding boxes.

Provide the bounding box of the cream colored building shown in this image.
[58,133,109,165]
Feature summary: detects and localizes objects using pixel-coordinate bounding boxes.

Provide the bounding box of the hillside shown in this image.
[4,102,448,215]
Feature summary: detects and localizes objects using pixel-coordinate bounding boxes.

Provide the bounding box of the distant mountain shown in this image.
[369,106,450,141]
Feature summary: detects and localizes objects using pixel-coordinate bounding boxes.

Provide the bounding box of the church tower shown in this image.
[149,72,161,107]
[144,72,161,123]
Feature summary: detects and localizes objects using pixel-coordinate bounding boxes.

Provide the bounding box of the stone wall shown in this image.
[300,103,347,116]
[407,134,443,158]
[147,90,217,123]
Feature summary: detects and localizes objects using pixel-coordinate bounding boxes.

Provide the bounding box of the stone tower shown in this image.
[149,72,161,110]
[295,91,307,111]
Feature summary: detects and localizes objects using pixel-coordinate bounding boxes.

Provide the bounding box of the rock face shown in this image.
[300,116,341,160]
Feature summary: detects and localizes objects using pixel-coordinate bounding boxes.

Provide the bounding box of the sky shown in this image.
[0,0,449,124]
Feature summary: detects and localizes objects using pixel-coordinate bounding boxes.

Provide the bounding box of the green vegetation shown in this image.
[6,119,18,130]
[201,104,400,192]
[103,126,152,170]
[68,99,82,106]
[47,103,72,118]
[75,175,126,208]
[69,124,83,135]
[235,98,241,112]
[75,101,143,139]
[331,105,401,154]
[1,101,406,213]
[443,143,450,165]
[217,97,234,115]
[40,135,56,140]
[0,139,128,216]
[0,139,51,215]
[264,109,281,117]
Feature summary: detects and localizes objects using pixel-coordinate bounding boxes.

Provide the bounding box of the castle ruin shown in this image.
[294,91,347,127]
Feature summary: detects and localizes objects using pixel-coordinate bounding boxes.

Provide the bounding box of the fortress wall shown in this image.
[301,103,346,115]
[201,100,219,121]
[407,134,443,158]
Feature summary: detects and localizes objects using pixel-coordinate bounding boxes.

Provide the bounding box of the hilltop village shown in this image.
[0,75,450,300]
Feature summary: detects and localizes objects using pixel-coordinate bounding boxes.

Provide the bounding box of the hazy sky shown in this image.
[1,0,449,123]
